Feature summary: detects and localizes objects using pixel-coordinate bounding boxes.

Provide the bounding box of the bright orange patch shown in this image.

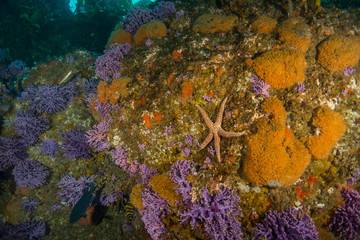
[294,185,310,200]
[168,74,173,86]
[142,111,163,128]
[215,69,223,77]
[245,59,253,67]
[305,174,317,185]
[143,114,152,128]
[182,81,193,98]
[172,51,180,58]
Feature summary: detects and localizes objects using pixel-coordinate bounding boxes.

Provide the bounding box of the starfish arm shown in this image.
[218,127,247,137]
[199,131,214,150]
[214,133,221,162]
[216,97,228,125]
[195,104,214,128]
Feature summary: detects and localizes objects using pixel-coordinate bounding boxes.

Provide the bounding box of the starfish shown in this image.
[195,97,247,162]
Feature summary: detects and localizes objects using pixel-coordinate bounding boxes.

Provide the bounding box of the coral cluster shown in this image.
[254,207,319,240]
[329,187,360,239]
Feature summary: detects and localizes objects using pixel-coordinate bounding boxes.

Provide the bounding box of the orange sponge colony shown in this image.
[260,97,287,124]
[277,17,312,52]
[106,24,134,48]
[317,35,360,72]
[243,97,311,187]
[97,77,131,104]
[251,16,277,34]
[252,48,306,89]
[305,107,346,160]
[134,20,167,45]
[130,184,145,210]
[148,174,181,207]
[192,14,238,34]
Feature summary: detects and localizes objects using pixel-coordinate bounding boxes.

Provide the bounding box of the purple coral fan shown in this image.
[170,160,193,203]
[40,139,60,159]
[0,219,46,240]
[21,198,41,212]
[251,75,271,98]
[86,121,111,151]
[12,160,49,189]
[57,175,94,207]
[20,83,76,113]
[254,207,318,240]
[179,186,243,240]
[0,137,28,171]
[329,187,360,240]
[61,129,92,159]
[13,110,49,146]
[139,188,169,240]
[95,43,132,82]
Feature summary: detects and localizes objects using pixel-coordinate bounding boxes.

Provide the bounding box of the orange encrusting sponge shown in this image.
[252,48,306,89]
[97,77,131,104]
[148,174,181,207]
[317,35,360,72]
[243,97,311,187]
[304,107,346,160]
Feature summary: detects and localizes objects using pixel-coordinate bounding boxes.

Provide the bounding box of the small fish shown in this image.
[59,70,72,85]
[124,203,135,223]
[70,182,96,224]
[118,195,135,223]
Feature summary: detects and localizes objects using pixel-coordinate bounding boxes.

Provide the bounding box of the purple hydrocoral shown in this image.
[12,160,49,189]
[7,60,25,77]
[179,186,243,240]
[57,174,94,207]
[13,110,49,146]
[139,188,169,240]
[0,219,46,240]
[20,83,76,113]
[61,129,92,160]
[95,43,132,82]
[152,1,176,19]
[254,207,319,240]
[100,190,123,207]
[170,160,193,203]
[120,1,176,34]
[82,78,99,95]
[0,137,28,171]
[251,75,271,98]
[93,98,119,120]
[329,187,360,240]
[139,164,158,185]
[121,7,154,34]
[40,139,60,159]
[86,120,111,151]
[21,198,41,212]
